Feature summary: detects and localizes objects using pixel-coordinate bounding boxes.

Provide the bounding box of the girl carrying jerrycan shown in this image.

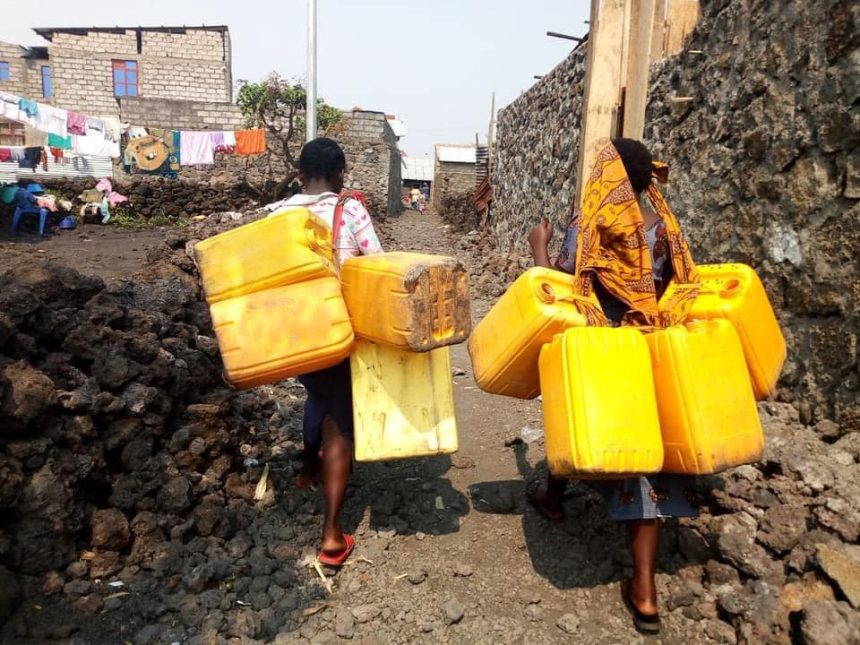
[275,137,383,566]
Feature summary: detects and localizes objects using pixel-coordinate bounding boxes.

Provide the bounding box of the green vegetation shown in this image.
[236,73,342,198]
[110,205,188,230]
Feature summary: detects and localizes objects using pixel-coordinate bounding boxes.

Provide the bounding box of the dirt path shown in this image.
[0,224,166,285]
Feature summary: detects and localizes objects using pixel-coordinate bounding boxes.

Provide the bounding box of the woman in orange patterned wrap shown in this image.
[527,138,701,634]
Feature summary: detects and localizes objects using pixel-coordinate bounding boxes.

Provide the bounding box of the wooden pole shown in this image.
[622,0,656,139]
[487,92,496,175]
[575,0,628,204]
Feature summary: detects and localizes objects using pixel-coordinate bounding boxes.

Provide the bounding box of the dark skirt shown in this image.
[297,359,354,456]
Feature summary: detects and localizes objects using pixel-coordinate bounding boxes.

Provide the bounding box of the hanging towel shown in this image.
[214,131,235,153]
[235,129,266,155]
[179,131,214,165]
[33,105,68,137]
[0,92,22,121]
[48,132,73,150]
[18,98,38,118]
[0,148,11,162]
[19,147,43,171]
[66,111,87,135]
[50,147,64,163]
[101,116,122,143]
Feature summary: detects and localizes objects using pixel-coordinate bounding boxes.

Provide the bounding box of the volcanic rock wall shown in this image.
[491,0,859,428]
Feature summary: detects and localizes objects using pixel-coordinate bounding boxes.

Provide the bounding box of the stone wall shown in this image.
[432,161,477,208]
[45,28,231,120]
[491,43,587,249]
[0,42,48,101]
[334,110,403,217]
[118,98,243,131]
[490,0,859,428]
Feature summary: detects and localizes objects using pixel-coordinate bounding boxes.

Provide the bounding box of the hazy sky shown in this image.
[2,0,589,158]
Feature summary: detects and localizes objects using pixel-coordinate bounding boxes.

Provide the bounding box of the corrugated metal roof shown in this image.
[386,118,407,138]
[0,152,113,185]
[34,25,229,41]
[435,145,477,164]
[401,156,433,182]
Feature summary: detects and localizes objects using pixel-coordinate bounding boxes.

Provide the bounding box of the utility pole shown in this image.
[487,92,496,176]
[306,0,317,143]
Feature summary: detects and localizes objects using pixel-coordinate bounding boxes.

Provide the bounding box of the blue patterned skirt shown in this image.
[592,474,698,521]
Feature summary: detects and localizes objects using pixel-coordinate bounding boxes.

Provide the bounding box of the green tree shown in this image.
[236,73,342,199]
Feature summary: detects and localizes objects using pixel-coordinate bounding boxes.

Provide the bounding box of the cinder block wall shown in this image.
[0,41,50,101]
[47,28,231,119]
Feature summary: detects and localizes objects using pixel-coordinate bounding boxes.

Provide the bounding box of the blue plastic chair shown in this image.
[11,206,50,236]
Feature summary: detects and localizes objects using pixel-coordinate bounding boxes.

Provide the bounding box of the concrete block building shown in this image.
[0,26,243,132]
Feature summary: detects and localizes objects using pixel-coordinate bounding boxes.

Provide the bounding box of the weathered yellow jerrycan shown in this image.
[351,340,458,462]
[468,267,587,399]
[194,207,337,304]
[539,327,664,478]
[644,319,764,475]
[660,263,786,400]
[209,276,353,389]
[340,252,471,352]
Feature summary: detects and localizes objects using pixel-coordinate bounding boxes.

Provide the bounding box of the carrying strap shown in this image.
[331,189,369,248]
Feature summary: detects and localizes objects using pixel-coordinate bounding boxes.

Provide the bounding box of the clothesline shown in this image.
[0,90,268,165]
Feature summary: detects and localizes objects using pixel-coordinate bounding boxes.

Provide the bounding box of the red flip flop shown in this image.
[318,534,355,567]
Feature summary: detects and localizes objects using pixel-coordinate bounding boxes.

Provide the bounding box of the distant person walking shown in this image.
[421,182,430,203]
[410,185,424,212]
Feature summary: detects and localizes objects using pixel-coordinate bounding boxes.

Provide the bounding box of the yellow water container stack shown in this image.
[661,263,786,400]
[539,327,664,478]
[194,208,337,303]
[644,320,764,474]
[209,278,354,389]
[351,340,458,462]
[341,252,470,462]
[340,252,471,351]
[468,267,588,399]
[194,207,353,388]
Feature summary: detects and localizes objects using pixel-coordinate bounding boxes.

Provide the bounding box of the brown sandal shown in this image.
[621,580,661,634]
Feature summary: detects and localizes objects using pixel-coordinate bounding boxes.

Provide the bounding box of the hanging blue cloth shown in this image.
[18,98,38,117]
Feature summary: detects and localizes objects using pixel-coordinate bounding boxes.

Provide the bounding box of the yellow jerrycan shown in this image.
[350,340,458,462]
[468,267,587,399]
[661,263,786,400]
[194,207,337,304]
[644,319,764,475]
[539,327,664,478]
[340,252,471,352]
[209,276,353,389]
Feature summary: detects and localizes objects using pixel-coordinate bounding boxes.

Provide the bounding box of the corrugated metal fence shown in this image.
[0,152,113,185]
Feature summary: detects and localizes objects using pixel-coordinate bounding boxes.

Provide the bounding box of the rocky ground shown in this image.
[0,208,858,644]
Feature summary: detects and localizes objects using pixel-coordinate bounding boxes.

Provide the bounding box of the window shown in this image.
[0,119,25,146]
[112,60,138,97]
[0,62,9,81]
[41,65,52,98]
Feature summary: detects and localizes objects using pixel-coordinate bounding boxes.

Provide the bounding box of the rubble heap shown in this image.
[0,245,327,641]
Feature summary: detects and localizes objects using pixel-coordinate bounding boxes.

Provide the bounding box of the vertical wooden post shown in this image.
[487,92,496,175]
[650,0,667,62]
[622,0,656,139]
[663,0,700,56]
[575,0,628,204]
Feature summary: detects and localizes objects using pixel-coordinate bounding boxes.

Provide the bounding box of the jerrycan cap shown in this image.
[719,279,741,298]
[536,282,556,304]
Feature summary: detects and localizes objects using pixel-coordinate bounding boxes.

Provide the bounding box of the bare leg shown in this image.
[527,473,567,520]
[320,415,351,553]
[627,519,660,615]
